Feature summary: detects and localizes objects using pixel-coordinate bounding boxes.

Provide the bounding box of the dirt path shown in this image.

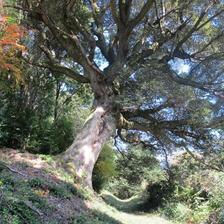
[92,191,172,224]
[110,211,171,224]
[93,200,172,224]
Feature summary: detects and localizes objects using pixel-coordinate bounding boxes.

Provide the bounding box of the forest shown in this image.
[0,0,224,223]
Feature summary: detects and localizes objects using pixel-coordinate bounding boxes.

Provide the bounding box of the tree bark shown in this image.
[62,101,116,188]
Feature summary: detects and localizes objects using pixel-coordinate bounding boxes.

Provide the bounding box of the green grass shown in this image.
[0,160,88,224]
[0,170,50,224]
[0,159,123,224]
[100,190,148,212]
[0,156,173,224]
[91,195,172,224]
[28,177,77,199]
[72,210,122,224]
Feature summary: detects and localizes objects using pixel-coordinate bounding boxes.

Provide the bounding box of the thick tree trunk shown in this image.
[62,102,116,188]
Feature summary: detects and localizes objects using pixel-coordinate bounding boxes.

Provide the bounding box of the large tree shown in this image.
[9,0,224,187]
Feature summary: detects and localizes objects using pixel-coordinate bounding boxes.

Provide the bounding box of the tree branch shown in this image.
[23,57,89,83]
[128,0,154,31]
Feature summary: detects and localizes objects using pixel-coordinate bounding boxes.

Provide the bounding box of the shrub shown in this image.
[161,152,224,224]
[218,209,224,224]
[92,144,117,192]
[106,145,167,199]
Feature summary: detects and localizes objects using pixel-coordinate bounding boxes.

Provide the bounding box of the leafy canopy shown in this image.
[11,0,224,153]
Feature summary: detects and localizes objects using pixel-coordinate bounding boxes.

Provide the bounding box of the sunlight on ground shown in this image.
[92,192,172,224]
[93,200,172,224]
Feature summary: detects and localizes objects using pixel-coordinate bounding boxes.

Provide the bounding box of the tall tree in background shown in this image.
[9,0,224,187]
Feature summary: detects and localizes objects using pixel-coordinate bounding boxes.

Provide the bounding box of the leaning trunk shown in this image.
[62,102,116,188]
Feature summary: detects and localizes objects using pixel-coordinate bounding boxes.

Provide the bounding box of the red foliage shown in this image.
[0,15,26,80]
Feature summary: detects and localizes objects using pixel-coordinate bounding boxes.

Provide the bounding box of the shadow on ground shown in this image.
[0,148,121,224]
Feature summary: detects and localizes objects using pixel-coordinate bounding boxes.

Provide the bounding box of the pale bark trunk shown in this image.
[62,104,116,188]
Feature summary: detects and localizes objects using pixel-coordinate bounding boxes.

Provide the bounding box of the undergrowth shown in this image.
[0,155,123,224]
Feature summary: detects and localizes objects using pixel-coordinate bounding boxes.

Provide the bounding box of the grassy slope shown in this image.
[0,149,120,224]
[0,149,172,224]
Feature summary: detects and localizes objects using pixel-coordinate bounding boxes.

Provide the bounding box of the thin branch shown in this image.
[110,0,119,25]
[174,3,223,52]
[0,162,27,177]
[22,57,89,83]
[3,4,29,12]
[114,130,127,159]
[128,0,154,31]
[24,201,44,216]
[184,146,224,172]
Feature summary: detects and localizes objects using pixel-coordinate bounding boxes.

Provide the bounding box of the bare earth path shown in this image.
[92,191,172,224]
[107,210,171,224]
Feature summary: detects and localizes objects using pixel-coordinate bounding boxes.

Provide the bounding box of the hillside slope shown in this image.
[0,149,121,224]
[0,149,171,224]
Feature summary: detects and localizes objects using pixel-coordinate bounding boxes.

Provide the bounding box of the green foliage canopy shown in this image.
[14,0,224,154]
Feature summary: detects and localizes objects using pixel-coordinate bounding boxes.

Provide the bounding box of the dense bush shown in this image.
[160,152,224,224]
[105,145,167,199]
[144,180,174,210]
[92,144,117,192]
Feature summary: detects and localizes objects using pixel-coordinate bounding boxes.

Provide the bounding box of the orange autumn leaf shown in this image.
[0,15,26,82]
